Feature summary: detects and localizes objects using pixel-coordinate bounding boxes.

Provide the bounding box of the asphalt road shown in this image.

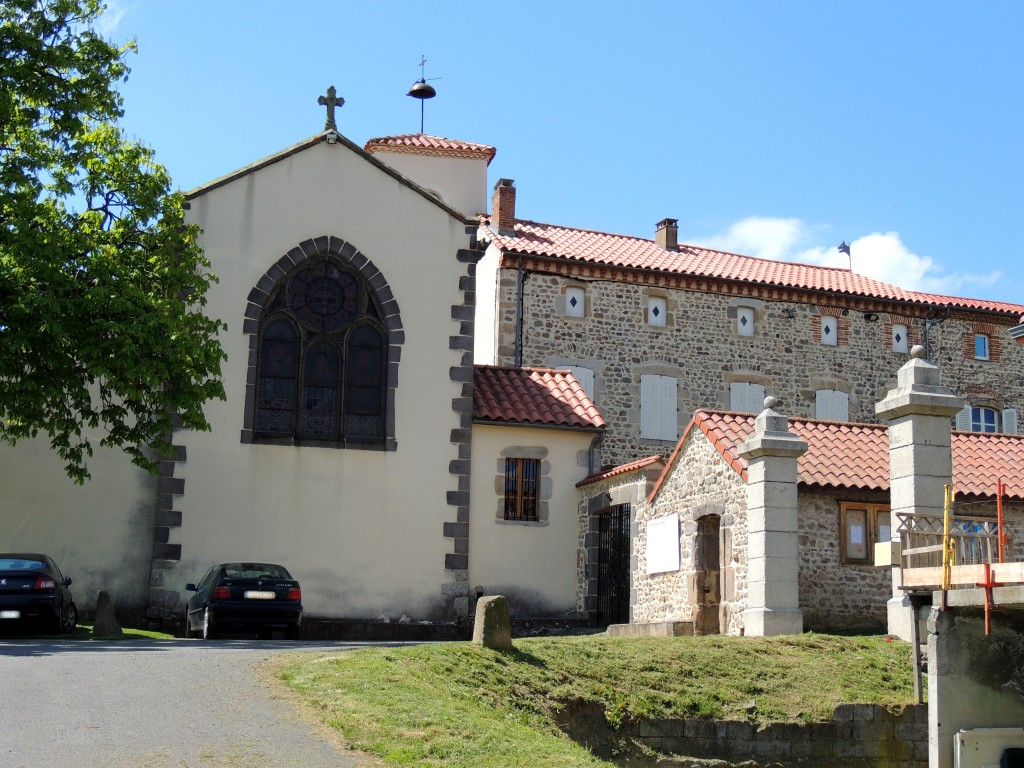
[0,638,394,768]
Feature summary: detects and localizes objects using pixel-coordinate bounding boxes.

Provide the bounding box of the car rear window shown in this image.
[0,558,45,571]
[222,563,291,579]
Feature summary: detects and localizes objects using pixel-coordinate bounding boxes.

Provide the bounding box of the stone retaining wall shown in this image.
[626,703,928,767]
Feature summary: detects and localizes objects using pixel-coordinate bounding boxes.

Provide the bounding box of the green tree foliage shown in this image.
[0,0,226,483]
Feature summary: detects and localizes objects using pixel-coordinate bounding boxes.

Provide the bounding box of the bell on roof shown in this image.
[407,79,436,100]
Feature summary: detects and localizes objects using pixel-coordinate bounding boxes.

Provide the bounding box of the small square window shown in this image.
[975,333,990,360]
[737,306,755,337]
[892,323,908,353]
[565,287,585,318]
[820,315,838,346]
[648,297,667,327]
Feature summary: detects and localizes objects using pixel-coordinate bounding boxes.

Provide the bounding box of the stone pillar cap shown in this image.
[876,344,963,420]
[738,399,808,460]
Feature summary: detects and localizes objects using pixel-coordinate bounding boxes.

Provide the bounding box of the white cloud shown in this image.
[95,0,133,37]
[691,217,1002,298]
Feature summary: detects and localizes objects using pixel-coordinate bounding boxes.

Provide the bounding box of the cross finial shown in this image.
[317,85,344,132]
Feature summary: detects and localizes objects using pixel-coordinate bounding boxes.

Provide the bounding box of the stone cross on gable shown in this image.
[317,85,344,131]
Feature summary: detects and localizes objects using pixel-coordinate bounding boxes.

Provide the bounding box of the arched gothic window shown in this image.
[254,258,387,446]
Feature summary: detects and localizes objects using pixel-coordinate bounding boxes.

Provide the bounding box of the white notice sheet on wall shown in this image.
[646,514,681,574]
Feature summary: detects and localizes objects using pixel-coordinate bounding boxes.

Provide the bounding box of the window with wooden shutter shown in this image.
[892,323,908,353]
[737,306,755,337]
[820,315,838,346]
[815,389,849,421]
[730,382,765,414]
[640,374,678,441]
[648,296,667,327]
[568,366,595,402]
[565,287,585,318]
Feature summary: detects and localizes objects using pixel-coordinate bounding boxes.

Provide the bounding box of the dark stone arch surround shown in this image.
[239,236,404,450]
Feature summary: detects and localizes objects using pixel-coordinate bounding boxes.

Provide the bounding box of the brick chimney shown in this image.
[492,179,516,235]
[655,218,678,251]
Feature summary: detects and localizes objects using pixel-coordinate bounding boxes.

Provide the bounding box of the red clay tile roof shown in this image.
[576,455,665,488]
[652,409,1024,501]
[479,218,1024,316]
[365,134,496,164]
[473,365,605,430]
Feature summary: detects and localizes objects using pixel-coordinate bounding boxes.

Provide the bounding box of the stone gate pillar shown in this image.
[875,345,963,640]
[739,397,808,636]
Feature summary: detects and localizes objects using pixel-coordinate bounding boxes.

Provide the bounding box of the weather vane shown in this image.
[838,241,851,269]
[406,55,439,134]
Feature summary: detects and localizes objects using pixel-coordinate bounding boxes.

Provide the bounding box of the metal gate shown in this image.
[597,504,631,626]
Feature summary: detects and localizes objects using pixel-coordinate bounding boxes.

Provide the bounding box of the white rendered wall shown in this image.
[368,151,488,219]
[469,423,592,616]
[474,243,500,364]
[179,140,472,621]
[0,430,156,620]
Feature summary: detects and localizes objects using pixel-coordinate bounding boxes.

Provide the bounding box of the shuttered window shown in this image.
[730,382,766,414]
[820,315,838,346]
[640,375,678,440]
[815,389,849,421]
[568,366,595,401]
[892,323,908,353]
[565,287,585,318]
[648,297,667,327]
[737,306,755,337]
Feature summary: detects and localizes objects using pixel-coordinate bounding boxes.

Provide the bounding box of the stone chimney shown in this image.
[655,218,678,251]
[491,179,516,235]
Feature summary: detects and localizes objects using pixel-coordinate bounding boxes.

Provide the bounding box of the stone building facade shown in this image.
[475,205,1024,470]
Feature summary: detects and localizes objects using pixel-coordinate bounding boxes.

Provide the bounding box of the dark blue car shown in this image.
[184,562,302,640]
[0,553,77,634]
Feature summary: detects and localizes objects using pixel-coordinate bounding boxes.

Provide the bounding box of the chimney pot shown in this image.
[656,218,679,251]
[492,179,516,236]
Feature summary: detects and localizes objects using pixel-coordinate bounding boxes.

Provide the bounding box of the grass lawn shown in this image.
[276,633,917,768]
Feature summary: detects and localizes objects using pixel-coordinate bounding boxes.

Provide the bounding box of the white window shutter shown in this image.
[821,315,838,346]
[1002,408,1019,434]
[955,404,972,431]
[648,297,667,327]
[641,374,677,440]
[815,389,849,421]
[730,382,765,413]
[892,323,908,353]
[565,287,585,318]
[737,307,755,337]
[640,375,659,439]
[569,366,595,401]
[660,375,678,440]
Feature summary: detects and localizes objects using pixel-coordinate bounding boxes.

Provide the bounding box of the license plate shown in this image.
[1,611,20,619]
[244,590,275,600]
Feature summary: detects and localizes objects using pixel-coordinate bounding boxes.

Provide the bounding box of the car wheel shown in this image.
[183,612,193,638]
[285,624,301,641]
[61,602,78,633]
[201,608,217,640]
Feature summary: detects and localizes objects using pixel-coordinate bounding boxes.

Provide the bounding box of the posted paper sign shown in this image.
[646,514,680,574]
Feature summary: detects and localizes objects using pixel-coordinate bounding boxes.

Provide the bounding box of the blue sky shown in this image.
[100,1,1023,306]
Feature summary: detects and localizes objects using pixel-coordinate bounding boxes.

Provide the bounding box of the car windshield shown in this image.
[221,563,291,579]
[0,558,45,571]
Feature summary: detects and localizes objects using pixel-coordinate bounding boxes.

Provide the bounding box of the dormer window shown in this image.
[821,315,838,346]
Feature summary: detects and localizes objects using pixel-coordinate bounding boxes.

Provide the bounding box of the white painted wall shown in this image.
[368,151,489,219]
[175,139,473,621]
[468,423,592,616]
[0,430,156,620]
[474,242,500,364]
